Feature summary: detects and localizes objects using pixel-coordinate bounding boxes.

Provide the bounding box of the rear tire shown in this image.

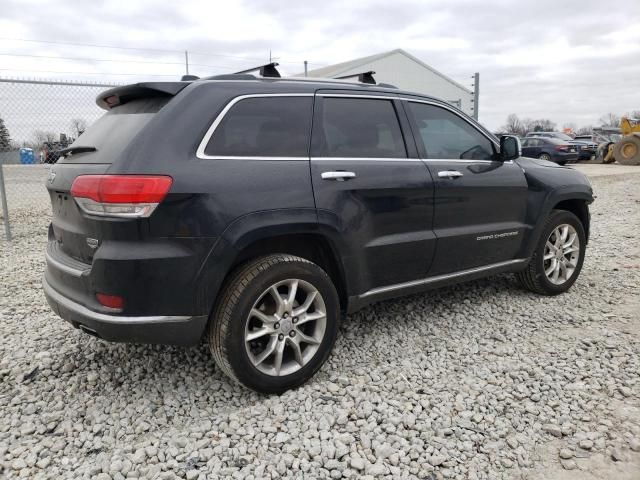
[208,254,340,394]
[539,153,552,162]
[517,210,586,295]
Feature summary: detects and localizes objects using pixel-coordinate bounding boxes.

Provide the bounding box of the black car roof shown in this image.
[97,76,446,110]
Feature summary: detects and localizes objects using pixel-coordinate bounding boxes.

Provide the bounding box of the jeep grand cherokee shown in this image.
[43,75,593,393]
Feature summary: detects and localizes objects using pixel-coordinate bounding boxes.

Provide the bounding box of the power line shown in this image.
[0,68,181,77]
[0,37,327,66]
[0,52,242,70]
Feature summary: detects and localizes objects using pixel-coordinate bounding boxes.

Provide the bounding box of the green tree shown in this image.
[0,116,11,151]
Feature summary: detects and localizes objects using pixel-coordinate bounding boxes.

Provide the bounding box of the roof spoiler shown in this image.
[96,82,190,110]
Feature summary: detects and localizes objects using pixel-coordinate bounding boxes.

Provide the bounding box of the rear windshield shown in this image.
[58,97,168,164]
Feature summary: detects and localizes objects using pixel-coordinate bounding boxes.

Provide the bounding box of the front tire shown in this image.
[208,254,340,394]
[517,210,586,295]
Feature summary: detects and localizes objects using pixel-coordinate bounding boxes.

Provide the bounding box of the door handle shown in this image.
[438,170,463,179]
[321,171,356,181]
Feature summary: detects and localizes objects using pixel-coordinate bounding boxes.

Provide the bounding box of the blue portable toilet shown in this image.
[19,148,34,164]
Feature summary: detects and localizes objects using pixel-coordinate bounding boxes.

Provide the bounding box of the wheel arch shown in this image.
[194,209,352,328]
[552,198,590,242]
[229,232,349,312]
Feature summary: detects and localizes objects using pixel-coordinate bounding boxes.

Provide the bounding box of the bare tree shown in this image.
[33,130,57,144]
[501,114,524,136]
[599,113,620,127]
[70,118,88,138]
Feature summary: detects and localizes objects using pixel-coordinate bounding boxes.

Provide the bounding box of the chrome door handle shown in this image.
[438,170,463,179]
[321,171,356,181]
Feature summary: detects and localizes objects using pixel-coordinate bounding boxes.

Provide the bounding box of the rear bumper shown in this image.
[43,275,208,345]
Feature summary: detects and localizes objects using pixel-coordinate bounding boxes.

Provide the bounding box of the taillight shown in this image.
[70,175,172,218]
[554,145,570,152]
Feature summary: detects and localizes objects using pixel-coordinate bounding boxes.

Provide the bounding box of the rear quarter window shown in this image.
[203,96,313,157]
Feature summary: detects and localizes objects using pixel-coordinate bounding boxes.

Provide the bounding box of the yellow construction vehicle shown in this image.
[603,117,640,165]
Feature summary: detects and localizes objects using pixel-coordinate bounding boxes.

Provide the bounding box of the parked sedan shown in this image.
[527,132,593,160]
[521,137,579,165]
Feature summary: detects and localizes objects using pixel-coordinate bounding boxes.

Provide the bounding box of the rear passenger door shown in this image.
[404,100,528,275]
[310,91,436,294]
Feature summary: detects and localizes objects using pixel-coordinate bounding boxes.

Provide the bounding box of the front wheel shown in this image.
[517,210,586,295]
[208,254,340,394]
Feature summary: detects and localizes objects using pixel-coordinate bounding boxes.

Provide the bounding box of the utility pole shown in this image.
[184,50,190,75]
[472,72,480,120]
[304,60,308,77]
[269,49,272,63]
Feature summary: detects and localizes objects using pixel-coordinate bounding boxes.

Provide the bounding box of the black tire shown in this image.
[517,210,586,295]
[613,135,640,166]
[208,254,340,394]
[539,153,552,162]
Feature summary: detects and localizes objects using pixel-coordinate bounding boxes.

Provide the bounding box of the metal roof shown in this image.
[304,48,472,94]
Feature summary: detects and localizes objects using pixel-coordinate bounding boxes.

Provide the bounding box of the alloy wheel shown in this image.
[244,279,327,376]
[543,224,580,285]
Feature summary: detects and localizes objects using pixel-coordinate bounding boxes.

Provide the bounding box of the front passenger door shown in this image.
[404,100,529,275]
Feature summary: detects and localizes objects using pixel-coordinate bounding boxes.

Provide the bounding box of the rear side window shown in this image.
[408,102,495,160]
[313,98,407,158]
[204,96,312,157]
[59,97,169,164]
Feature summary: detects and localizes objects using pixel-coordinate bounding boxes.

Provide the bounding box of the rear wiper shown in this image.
[59,146,97,157]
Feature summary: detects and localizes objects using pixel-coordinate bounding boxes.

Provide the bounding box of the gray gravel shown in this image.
[1,170,639,479]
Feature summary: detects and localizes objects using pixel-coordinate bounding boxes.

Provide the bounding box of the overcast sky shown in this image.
[1,0,639,132]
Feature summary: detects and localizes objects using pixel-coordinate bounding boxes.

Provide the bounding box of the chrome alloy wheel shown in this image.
[244,279,327,376]
[543,224,580,285]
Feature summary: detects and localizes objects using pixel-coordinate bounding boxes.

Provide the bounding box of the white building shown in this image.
[305,49,476,118]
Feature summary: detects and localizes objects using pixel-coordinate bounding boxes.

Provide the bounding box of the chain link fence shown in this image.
[0,78,122,240]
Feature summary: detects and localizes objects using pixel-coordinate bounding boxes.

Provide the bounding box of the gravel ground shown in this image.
[1,169,639,479]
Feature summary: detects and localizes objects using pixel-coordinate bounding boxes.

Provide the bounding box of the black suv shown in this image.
[43,75,593,393]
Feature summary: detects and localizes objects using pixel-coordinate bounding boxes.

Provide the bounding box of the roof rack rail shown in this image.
[335,71,377,85]
[204,74,256,81]
[234,62,281,78]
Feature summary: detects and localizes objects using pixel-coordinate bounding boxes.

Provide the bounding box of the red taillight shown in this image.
[96,293,124,310]
[70,175,172,218]
[554,145,570,152]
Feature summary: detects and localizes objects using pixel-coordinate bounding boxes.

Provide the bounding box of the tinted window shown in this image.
[59,98,169,164]
[408,103,495,160]
[204,96,312,157]
[314,98,407,158]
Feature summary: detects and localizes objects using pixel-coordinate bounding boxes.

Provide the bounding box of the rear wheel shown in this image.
[539,153,552,162]
[208,254,340,393]
[613,135,640,165]
[517,210,586,295]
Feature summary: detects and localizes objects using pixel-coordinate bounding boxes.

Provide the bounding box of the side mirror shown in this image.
[500,135,521,161]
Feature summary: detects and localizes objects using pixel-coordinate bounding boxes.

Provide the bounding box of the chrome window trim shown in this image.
[196,93,314,160]
[316,93,399,100]
[311,157,421,162]
[359,258,528,300]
